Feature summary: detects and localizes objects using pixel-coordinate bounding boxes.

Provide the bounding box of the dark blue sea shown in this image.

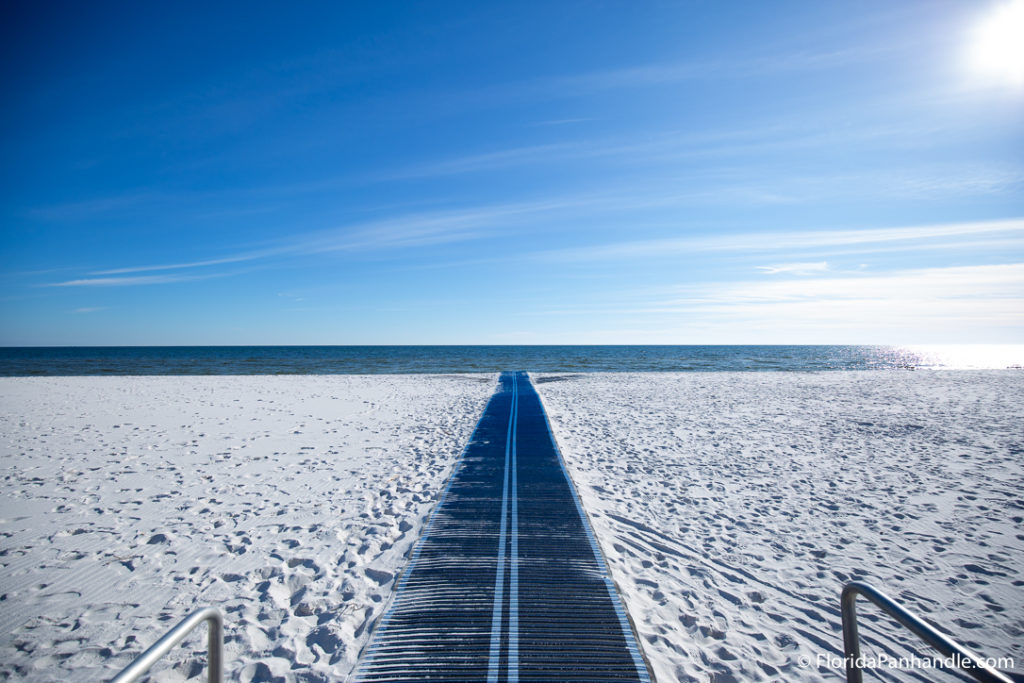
[1,345,1021,376]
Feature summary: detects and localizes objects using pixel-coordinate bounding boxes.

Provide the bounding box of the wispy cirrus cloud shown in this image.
[381,143,581,180]
[657,263,1024,341]
[24,192,166,222]
[540,217,1024,262]
[91,252,273,276]
[745,164,1024,202]
[377,127,795,181]
[45,272,229,288]
[457,39,900,107]
[372,115,1018,193]
[547,46,887,94]
[665,263,1024,306]
[533,117,595,127]
[530,263,1024,343]
[757,261,829,275]
[290,197,590,253]
[43,197,590,286]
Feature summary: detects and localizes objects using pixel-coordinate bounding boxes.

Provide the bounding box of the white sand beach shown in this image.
[2,371,1022,681]
[536,371,1024,682]
[0,375,494,682]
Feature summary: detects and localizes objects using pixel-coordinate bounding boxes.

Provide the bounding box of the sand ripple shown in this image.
[0,375,494,681]
[537,371,1024,682]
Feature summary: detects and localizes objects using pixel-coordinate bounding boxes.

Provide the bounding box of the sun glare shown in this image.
[968,0,1024,86]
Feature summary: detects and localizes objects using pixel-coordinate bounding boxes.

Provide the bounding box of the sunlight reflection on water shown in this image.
[1,345,1022,375]
[900,345,1024,369]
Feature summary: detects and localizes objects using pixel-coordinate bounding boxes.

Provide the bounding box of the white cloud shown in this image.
[92,252,266,275]
[47,197,581,286]
[541,217,1024,262]
[25,192,164,222]
[293,198,584,254]
[529,263,1024,343]
[382,143,580,180]
[547,46,889,94]
[660,263,1022,307]
[651,263,1024,342]
[533,117,594,126]
[757,261,829,275]
[46,273,225,287]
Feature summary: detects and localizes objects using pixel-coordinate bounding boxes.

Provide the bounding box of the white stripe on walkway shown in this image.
[487,375,517,682]
[509,374,519,683]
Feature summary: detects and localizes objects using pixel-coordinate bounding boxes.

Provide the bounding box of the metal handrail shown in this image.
[841,581,1012,683]
[109,606,223,683]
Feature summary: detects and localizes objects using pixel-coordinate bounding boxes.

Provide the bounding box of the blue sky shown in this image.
[2,0,1022,345]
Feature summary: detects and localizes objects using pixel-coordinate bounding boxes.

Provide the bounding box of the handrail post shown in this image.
[840,582,1013,683]
[207,607,223,683]
[840,583,865,683]
[110,606,223,683]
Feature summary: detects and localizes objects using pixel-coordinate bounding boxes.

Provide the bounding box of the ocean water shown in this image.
[1,345,1022,376]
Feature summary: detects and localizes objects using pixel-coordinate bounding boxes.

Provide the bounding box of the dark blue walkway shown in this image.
[354,372,651,683]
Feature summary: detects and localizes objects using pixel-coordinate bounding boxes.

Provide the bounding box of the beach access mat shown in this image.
[353,371,651,682]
